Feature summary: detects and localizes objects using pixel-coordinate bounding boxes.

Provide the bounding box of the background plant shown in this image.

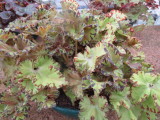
[89,0,158,25]
[0,0,159,120]
[0,0,56,29]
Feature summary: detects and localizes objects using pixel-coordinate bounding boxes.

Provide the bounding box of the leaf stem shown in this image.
[75,41,78,56]
[62,54,68,63]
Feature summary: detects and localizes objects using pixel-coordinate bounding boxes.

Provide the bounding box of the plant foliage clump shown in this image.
[0,0,55,28]
[0,0,159,120]
[89,0,158,24]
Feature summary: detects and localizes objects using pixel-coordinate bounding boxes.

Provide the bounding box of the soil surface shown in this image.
[25,105,76,120]
[134,26,160,73]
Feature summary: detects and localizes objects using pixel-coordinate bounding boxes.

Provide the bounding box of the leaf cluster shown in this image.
[0,0,55,29]
[89,0,158,24]
[0,0,159,120]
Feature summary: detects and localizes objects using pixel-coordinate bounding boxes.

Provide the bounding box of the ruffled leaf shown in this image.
[0,34,36,57]
[125,4,147,21]
[0,41,17,57]
[81,24,98,44]
[74,42,106,72]
[79,96,108,120]
[101,44,123,74]
[110,87,131,111]
[113,0,127,6]
[106,10,127,22]
[58,10,85,41]
[90,79,106,94]
[36,25,51,38]
[131,72,160,105]
[142,95,158,113]
[139,111,157,120]
[61,0,79,12]
[19,57,67,88]
[118,106,138,120]
[65,89,77,104]
[31,88,58,109]
[64,70,83,97]
[0,32,15,42]
[20,79,38,94]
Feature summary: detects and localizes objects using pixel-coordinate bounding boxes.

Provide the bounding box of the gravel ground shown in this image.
[134,25,160,73]
[25,104,76,120]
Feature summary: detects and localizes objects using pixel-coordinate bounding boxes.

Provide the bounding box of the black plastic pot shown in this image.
[53,106,79,119]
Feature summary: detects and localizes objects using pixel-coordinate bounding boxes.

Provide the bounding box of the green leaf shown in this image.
[64,70,84,98]
[0,104,5,113]
[0,41,17,57]
[0,32,15,42]
[146,14,155,26]
[0,33,36,57]
[103,31,116,43]
[61,0,79,12]
[72,84,83,98]
[31,88,58,109]
[106,10,127,22]
[98,17,114,31]
[130,0,142,3]
[106,22,119,34]
[79,96,108,120]
[41,100,56,108]
[132,85,150,103]
[139,111,157,120]
[81,25,98,44]
[142,95,158,113]
[58,10,85,41]
[31,92,46,103]
[84,15,98,26]
[131,71,156,86]
[102,44,123,76]
[114,69,124,78]
[19,60,33,76]
[107,44,123,67]
[131,72,160,104]
[65,89,77,104]
[114,0,127,6]
[151,76,160,106]
[74,42,106,72]
[117,105,142,120]
[90,79,106,94]
[20,79,38,94]
[118,106,137,120]
[125,4,147,21]
[110,87,131,111]
[20,57,67,88]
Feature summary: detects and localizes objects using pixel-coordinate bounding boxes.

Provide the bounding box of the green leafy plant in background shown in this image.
[0,0,159,120]
[0,0,56,29]
[89,0,158,25]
